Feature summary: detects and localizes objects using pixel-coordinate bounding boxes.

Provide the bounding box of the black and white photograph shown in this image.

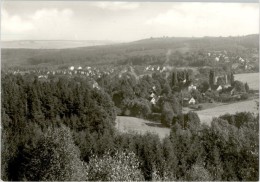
[1,0,259,181]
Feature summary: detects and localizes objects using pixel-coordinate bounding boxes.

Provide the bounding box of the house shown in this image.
[69,66,74,71]
[216,85,223,91]
[223,84,231,89]
[239,57,245,63]
[92,82,100,89]
[78,66,82,70]
[215,57,220,62]
[150,92,156,98]
[188,84,197,91]
[38,75,47,79]
[183,97,190,106]
[150,97,156,105]
[224,56,229,62]
[152,86,156,91]
[189,97,196,105]
[161,67,166,72]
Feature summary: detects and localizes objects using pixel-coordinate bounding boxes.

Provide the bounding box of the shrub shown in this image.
[197,105,203,110]
[240,93,249,100]
[87,150,144,181]
[148,113,161,123]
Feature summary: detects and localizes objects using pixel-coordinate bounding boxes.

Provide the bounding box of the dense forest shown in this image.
[1,73,259,181]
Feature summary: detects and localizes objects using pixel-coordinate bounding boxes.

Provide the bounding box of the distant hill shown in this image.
[1,40,119,49]
[2,34,259,68]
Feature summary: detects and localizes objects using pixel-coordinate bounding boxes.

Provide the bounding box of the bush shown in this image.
[197,105,203,110]
[219,93,234,102]
[240,93,249,100]
[87,150,144,181]
[147,113,161,123]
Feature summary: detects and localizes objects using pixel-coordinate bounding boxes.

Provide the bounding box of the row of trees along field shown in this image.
[2,74,259,181]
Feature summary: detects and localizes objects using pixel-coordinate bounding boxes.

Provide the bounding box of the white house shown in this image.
[188,84,197,91]
[161,67,166,72]
[189,97,196,105]
[216,85,222,91]
[215,57,220,62]
[78,66,82,70]
[152,86,156,91]
[93,82,100,89]
[239,57,245,63]
[150,93,156,98]
[150,97,156,105]
[69,66,75,71]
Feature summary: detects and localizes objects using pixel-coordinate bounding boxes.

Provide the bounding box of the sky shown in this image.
[1,1,259,41]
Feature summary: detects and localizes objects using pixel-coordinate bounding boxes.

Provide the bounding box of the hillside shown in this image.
[1,40,119,49]
[2,34,259,68]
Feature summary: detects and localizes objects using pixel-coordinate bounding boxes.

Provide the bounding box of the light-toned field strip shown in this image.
[196,98,259,124]
[116,99,259,138]
[234,72,259,90]
[116,116,170,139]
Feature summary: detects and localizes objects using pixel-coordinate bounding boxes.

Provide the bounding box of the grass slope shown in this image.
[235,73,259,90]
[116,116,170,139]
[196,98,259,124]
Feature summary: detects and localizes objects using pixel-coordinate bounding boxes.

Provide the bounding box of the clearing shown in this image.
[116,116,170,139]
[196,98,259,125]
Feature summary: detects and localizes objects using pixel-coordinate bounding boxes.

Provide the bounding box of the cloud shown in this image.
[1,9,35,33]
[1,8,74,40]
[32,8,73,20]
[145,3,259,36]
[95,2,140,11]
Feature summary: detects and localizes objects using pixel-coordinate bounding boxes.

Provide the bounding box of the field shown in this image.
[235,72,259,90]
[196,98,259,124]
[116,98,259,138]
[116,116,170,139]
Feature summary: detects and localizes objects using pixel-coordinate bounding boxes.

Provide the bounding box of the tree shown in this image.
[230,72,235,86]
[20,126,86,181]
[233,80,246,93]
[161,102,174,127]
[245,82,249,93]
[162,82,172,96]
[209,70,215,87]
[172,71,178,87]
[217,77,225,86]
[198,81,209,93]
[185,164,213,181]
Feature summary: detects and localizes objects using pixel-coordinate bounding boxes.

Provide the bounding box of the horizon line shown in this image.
[2,33,259,42]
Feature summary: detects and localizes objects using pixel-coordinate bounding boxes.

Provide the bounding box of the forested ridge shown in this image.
[1,73,259,181]
[2,34,258,68]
